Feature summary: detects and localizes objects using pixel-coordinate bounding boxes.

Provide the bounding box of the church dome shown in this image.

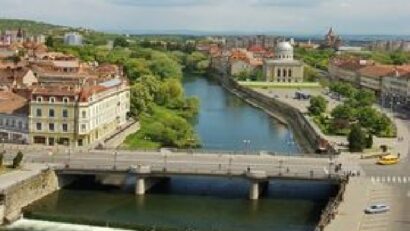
[275,41,294,60]
[276,41,293,52]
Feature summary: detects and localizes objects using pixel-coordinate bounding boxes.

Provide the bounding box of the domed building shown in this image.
[263,41,304,83]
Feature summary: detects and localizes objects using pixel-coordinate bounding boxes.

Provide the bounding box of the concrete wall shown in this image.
[213,73,335,154]
[1,169,60,224]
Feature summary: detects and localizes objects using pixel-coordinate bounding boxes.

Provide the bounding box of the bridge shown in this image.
[4,149,351,200]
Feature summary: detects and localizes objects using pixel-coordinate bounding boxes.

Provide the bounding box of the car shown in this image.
[377,154,400,165]
[365,204,390,214]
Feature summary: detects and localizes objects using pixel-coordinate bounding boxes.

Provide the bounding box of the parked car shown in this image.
[365,204,390,214]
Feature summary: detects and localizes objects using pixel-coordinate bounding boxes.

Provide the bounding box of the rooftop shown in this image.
[0,90,28,115]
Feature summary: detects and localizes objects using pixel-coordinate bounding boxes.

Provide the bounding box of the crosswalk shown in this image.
[370,176,410,184]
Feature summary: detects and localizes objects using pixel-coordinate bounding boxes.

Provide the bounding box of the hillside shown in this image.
[0,19,67,35]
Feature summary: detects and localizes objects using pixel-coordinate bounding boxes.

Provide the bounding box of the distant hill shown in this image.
[0,19,69,35]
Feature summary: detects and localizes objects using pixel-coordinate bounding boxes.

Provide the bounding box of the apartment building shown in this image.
[29,78,130,147]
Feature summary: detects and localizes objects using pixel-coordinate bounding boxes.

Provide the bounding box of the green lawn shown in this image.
[238,81,322,89]
[122,132,161,150]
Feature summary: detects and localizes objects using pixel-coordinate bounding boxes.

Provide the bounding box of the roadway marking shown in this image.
[370,176,410,184]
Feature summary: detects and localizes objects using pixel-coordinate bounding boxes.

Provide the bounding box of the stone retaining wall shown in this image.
[212,73,336,154]
[0,169,59,224]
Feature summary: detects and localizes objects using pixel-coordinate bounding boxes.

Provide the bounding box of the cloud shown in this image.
[252,0,328,7]
[107,0,217,7]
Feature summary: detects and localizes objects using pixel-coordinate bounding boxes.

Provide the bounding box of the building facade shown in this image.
[263,42,304,82]
[0,91,29,144]
[64,32,83,46]
[29,78,130,147]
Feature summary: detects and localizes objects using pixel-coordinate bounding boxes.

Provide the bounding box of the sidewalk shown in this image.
[325,178,371,231]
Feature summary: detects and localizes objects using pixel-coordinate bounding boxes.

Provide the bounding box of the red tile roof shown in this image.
[0,90,28,114]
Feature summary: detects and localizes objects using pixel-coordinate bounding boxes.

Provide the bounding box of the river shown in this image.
[2,73,334,231]
[183,73,300,154]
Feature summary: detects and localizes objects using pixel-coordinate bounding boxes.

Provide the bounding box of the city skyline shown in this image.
[1,0,410,35]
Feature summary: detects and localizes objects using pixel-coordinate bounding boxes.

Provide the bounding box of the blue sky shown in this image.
[0,0,409,35]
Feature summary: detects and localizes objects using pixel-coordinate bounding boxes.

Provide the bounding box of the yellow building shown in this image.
[29,78,130,147]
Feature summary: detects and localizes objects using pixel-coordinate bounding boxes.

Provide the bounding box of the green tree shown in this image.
[124,58,152,82]
[0,151,4,167]
[130,83,153,116]
[348,125,366,152]
[331,104,355,121]
[357,107,379,130]
[365,134,373,149]
[308,96,328,116]
[12,151,24,168]
[113,37,129,48]
[45,35,54,47]
[354,90,376,107]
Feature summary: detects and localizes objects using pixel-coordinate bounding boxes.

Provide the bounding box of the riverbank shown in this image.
[209,73,334,154]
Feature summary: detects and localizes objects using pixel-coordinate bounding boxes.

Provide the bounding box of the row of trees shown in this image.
[309,82,395,151]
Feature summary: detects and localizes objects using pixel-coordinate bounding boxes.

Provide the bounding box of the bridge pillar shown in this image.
[135,177,146,196]
[249,181,268,200]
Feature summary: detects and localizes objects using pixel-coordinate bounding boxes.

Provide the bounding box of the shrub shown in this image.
[12,151,24,168]
[348,125,366,152]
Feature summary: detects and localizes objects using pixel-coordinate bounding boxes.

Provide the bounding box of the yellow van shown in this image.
[377,154,400,165]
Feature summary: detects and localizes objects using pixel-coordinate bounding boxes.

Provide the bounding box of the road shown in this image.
[358,109,410,231]
[3,150,355,180]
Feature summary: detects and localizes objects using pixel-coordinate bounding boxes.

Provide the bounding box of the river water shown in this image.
[2,74,334,231]
[183,73,300,154]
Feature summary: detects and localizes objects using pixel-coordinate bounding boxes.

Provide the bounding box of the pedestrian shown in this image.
[398,153,401,159]
[247,166,251,172]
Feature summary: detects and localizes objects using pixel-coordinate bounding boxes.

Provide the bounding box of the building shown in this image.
[29,78,130,147]
[382,67,410,105]
[0,90,29,144]
[263,41,304,83]
[358,65,395,96]
[64,32,83,46]
[0,66,38,90]
[328,58,371,87]
[322,27,342,50]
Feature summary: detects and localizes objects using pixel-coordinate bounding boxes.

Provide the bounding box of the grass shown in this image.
[238,81,322,89]
[122,132,161,150]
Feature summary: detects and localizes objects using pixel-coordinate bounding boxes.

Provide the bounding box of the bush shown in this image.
[308,96,328,116]
[0,151,4,167]
[12,151,24,168]
[365,134,373,149]
[348,125,366,152]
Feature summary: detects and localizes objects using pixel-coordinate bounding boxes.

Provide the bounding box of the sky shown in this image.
[0,0,409,35]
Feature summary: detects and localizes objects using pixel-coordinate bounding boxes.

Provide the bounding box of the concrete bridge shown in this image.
[5,150,349,200]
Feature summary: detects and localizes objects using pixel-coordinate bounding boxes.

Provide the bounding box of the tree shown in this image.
[12,151,24,168]
[45,35,54,47]
[113,37,129,48]
[130,83,153,116]
[348,125,366,152]
[331,104,355,121]
[357,107,379,130]
[308,96,328,116]
[354,90,375,107]
[365,134,373,149]
[0,151,4,167]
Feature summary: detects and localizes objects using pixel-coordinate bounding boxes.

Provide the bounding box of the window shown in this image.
[62,124,68,132]
[36,123,42,131]
[36,97,43,102]
[81,124,86,131]
[18,121,22,129]
[63,109,68,118]
[0,119,3,126]
[49,97,56,103]
[49,109,55,117]
[36,109,42,117]
[82,111,86,118]
[11,120,15,127]
[5,119,9,126]
[283,69,287,77]
[49,123,55,131]
[63,97,69,103]
[277,69,281,77]
[288,69,292,78]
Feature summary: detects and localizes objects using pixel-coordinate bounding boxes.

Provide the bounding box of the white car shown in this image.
[365,204,390,214]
